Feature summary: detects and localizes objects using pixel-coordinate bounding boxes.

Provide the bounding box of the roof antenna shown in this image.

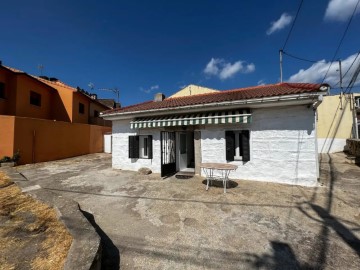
[88,82,95,91]
[37,64,44,76]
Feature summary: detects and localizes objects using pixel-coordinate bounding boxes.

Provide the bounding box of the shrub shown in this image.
[12,150,20,163]
[0,156,12,163]
[0,150,20,163]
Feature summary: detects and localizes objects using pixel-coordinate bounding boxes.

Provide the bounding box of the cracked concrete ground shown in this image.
[15,153,360,269]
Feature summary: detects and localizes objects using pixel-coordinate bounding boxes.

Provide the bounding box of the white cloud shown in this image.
[257,79,266,86]
[324,0,360,22]
[140,84,159,94]
[204,58,255,80]
[288,52,360,87]
[266,13,293,35]
[204,58,222,75]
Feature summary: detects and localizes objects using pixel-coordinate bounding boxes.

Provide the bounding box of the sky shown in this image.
[1,0,360,106]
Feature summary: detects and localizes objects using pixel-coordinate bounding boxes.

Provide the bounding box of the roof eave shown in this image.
[101,92,326,121]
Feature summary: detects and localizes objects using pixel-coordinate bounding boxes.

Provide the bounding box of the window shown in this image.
[94,110,99,117]
[79,103,85,114]
[129,135,153,159]
[0,82,5,99]
[225,130,250,162]
[30,91,41,106]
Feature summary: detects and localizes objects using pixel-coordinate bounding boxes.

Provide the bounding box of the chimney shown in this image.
[154,93,165,102]
[0,60,2,66]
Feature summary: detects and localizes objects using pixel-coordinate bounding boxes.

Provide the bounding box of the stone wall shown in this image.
[200,105,318,186]
[346,139,360,157]
[112,105,318,186]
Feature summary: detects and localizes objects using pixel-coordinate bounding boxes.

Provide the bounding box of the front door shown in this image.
[179,133,187,171]
[178,131,195,172]
[161,131,176,177]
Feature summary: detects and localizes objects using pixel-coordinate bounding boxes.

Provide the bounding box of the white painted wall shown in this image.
[112,105,318,186]
[112,119,161,173]
[200,105,318,186]
[317,138,346,153]
[104,134,112,153]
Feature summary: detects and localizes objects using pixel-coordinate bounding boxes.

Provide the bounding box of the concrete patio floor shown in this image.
[15,153,360,269]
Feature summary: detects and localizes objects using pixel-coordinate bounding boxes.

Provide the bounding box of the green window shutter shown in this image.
[225,131,235,161]
[241,130,250,162]
[148,135,153,159]
[129,136,139,158]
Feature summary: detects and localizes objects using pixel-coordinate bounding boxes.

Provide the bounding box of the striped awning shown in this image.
[130,109,251,129]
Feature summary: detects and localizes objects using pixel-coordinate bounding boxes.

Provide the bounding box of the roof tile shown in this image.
[102,82,323,115]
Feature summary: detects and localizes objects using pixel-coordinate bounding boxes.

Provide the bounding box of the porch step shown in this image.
[175,171,195,179]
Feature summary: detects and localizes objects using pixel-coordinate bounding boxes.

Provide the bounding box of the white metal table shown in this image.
[200,163,238,193]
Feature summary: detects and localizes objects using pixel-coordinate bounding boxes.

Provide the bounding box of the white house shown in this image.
[101,83,329,186]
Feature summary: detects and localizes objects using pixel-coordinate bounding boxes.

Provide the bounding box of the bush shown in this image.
[0,150,20,163]
[12,150,20,163]
[0,156,12,163]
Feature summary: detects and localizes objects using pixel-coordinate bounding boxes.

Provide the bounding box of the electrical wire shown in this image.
[333,51,360,87]
[282,50,320,63]
[321,0,360,84]
[344,60,360,94]
[282,0,304,50]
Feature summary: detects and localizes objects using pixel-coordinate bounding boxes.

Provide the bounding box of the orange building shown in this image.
[0,63,112,164]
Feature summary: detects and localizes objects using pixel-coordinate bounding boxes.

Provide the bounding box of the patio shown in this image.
[15,153,360,269]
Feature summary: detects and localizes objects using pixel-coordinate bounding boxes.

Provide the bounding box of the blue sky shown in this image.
[1,0,360,106]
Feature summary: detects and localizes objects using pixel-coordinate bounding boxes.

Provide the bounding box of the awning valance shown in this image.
[130,109,251,129]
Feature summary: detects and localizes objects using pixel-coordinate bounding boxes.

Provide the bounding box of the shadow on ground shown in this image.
[81,210,120,270]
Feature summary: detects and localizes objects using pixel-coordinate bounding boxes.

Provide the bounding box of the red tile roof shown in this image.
[102,83,324,115]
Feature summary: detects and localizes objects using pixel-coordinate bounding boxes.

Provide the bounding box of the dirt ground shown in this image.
[0,172,72,270]
[15,153,360,270]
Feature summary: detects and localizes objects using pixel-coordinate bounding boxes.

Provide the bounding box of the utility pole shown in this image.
[279,50,283,83]
[338,60,343,110]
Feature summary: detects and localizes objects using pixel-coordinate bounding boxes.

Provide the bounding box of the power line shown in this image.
[282,0,304,50]
[321,0,360,84]
[344,60,360,94]
[333,51,360,87]
[282,50,320,63]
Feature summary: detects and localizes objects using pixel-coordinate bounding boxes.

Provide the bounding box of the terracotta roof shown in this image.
[102,83,324,115]
[2,66,24,73]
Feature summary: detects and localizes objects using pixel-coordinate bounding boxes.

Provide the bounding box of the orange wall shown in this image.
[72,92,90,124]
[40,80,74,122]
[0,116,15,158]
[11,116,111,164]
[0,68,17,115]
[15,75,55,120]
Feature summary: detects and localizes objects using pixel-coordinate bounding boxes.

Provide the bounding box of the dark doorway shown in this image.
[161,131,176,177]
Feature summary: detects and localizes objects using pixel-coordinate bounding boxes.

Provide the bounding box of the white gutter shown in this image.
[101,91,327,121]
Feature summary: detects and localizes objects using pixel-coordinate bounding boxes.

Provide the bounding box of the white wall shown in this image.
[201,105,318,186]
[112,105,318,186]
[317,138,346,153]
[104,134,112,153]
[112,119,161,173]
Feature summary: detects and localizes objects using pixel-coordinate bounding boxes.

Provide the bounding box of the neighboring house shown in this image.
[317,93,360,153]
[0,63,112,164]
[102,83,329,186]
[35,76,112,126]
[169,84,219,98]
[97,98,121,110]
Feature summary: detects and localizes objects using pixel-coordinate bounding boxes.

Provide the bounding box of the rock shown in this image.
[138,167,152,175]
